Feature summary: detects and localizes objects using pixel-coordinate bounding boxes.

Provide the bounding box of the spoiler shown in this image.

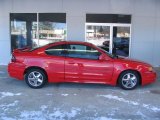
[13,46,31,53]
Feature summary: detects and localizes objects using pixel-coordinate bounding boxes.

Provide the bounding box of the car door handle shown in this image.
[68,62,75,64]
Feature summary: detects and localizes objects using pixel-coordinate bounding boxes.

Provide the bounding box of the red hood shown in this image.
[116,57,152,67]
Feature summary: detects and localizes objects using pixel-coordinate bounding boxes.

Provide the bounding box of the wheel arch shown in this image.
[24,66,48,80]
[117,69,142,85]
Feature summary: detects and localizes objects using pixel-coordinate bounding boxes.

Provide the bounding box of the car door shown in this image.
[44,44,66,82]
[64,44,114,83]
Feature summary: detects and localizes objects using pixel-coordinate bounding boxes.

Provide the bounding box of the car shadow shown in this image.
[46,82,120,90]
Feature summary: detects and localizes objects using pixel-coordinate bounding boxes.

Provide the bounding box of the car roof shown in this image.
[44,41,94,48]
[53,40,91,45]
[32,40,94,51]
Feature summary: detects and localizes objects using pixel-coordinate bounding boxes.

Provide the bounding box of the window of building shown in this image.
[10,13,37,50]
[10,13,66,51]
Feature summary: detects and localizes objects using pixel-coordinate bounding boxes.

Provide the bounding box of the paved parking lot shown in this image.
[0,65,160,120]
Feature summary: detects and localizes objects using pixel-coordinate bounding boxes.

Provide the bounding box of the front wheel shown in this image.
[25,69,47,89]
[118,71,140,90]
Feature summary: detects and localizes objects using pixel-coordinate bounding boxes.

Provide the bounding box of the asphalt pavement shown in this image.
[0,65,160,120]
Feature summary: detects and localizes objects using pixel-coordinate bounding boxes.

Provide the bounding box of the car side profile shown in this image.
[8,41,157,90]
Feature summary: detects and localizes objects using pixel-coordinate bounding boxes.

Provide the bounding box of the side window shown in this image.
[45,45,65,56]
[66,44,101,60]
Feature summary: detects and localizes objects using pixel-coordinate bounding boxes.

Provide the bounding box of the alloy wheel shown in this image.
[28,71,44,87]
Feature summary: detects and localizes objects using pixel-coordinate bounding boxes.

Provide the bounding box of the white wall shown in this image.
[0,0,12,65]
[0,0,160,66]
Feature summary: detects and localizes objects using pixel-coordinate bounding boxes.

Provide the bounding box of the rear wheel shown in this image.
[25,69,47,89]
[118,70,140,90]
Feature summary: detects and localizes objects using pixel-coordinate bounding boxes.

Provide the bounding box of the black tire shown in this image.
[118,70,140,90]
[25,69,47,89]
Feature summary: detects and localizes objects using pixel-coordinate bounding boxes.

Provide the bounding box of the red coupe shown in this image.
[8,41,156,90]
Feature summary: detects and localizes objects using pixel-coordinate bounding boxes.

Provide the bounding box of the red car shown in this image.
[8,41,156,90]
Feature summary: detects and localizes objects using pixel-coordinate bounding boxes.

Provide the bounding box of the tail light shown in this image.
[11,54,16,62]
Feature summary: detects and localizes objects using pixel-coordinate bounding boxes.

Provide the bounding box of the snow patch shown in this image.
[61,94,69,97]
[94,117,120,120]
[99,94,139,106]
[20,111,45,120]
[50,108,81,119]
[1,117,16,120]
[0,92,22,99]
[20,107,81,120]
[40,105,48,111]
[0,100,19,112]
[143,104,160,112]
[99,94,160,112]
[136,111,146,119]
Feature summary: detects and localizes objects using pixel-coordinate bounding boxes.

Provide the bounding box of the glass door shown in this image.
[86,23,112,53]
[86,23,131,57]
[112,25,131,57]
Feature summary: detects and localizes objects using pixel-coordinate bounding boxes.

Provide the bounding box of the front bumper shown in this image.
[141,70,157,86]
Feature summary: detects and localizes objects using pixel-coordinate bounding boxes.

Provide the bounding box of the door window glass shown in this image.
[66,44,100,60]
[45,44,65,56]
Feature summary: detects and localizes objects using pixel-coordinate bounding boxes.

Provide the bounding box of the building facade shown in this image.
[0,0,160,66]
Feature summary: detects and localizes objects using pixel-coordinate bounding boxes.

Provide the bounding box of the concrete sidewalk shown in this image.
[0,65,160,120]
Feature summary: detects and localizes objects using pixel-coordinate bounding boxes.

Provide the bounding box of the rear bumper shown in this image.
[8,62,25,80]
[141,71,157,86]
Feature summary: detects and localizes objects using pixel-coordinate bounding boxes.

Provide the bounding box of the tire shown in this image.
[25,69,47,89]
[118,70,140,90]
